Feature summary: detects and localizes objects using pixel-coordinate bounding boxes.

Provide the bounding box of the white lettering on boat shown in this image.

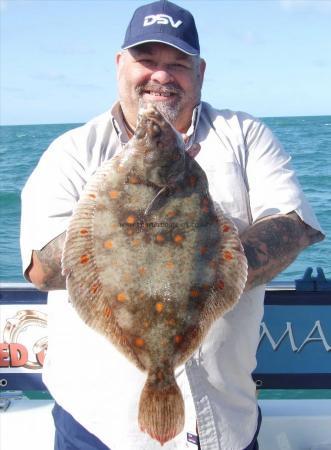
[259,320,331,352]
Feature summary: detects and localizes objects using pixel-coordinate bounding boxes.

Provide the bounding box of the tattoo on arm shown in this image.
[241,212,324,291]
[34,232,66,290]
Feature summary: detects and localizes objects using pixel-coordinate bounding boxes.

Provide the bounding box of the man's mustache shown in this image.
[136,83,183,97]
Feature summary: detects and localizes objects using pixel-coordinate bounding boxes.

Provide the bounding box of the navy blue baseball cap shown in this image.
[122,0,200,55]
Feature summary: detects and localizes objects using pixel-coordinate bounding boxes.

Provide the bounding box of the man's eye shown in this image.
[170,63,189,70]
[138,59,155,66]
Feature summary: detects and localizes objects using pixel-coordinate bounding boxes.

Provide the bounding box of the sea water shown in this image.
[0,115,330,283]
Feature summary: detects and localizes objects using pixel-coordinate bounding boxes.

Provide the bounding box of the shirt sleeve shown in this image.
[243,115,323,233]
[20,133,87,277]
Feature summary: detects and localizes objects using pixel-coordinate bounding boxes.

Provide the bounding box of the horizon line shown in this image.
[1,113,331,127]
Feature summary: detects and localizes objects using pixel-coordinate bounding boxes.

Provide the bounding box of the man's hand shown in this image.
[241,212,324,291]
[26,232,67,291]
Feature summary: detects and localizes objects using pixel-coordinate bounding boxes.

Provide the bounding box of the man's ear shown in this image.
[115,52,122,69]
[199,58,206,85]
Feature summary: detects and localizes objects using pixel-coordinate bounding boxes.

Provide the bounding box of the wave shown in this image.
[0,190,21,207]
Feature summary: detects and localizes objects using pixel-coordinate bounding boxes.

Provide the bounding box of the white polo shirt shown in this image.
[21,102,322,450]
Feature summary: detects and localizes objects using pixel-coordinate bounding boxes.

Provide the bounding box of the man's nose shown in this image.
[150,69,174,85]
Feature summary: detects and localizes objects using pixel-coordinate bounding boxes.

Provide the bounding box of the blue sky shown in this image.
[1,0,330,125]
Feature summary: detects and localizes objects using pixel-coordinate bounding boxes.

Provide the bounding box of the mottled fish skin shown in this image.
[62,104,248,444]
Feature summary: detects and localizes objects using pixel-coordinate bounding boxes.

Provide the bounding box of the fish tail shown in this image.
[138,369,185,445]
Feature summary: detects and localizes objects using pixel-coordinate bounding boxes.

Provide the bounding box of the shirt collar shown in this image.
[110,101,202,151]
[111,102,132,146]
[182,103,201,150]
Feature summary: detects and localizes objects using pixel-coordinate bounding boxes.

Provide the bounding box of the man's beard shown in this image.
[136,83,183,126]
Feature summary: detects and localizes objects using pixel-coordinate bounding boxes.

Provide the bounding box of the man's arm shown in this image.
[241,211,324,291]
[26,212,324,292]
[26,232,66,291]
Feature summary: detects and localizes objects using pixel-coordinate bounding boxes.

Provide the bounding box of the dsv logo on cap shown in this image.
[143,14,183,29]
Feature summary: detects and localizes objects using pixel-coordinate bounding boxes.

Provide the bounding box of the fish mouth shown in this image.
[134,105,163,141]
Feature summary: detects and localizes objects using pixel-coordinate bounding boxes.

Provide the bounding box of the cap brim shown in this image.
[122,35,199,56]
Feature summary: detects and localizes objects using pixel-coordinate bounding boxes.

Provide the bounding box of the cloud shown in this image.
[312,59,330,68]
[0,0,8,12]
[280,0,331,13]
[2,86,25,93]
[41,45,96,56]
[33,72,68,82]
[242,31,264,46]
[31,72,103,91]
[62,81,104,91]
[229,29,266,47]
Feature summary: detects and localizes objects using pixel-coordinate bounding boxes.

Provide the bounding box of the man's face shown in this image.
[116,43,206,133]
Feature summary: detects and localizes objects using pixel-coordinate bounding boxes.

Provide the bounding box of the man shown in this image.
[21,1,324,449]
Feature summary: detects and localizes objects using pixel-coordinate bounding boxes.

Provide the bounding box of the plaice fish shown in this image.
[62,104,248,445]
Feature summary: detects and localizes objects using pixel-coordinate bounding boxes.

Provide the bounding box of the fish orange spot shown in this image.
[173,234,184,244]
[165,261,175,269]
[200,246,208,255]
[103,306,112,318]
[190,289,200,298]
[155,302,164,313]
[155,234,165,243]
[224,250,234,261]
[174,335,183,344]
[80,255,89,264]
[166,318,176,327]
[90,283,99,294]
[134,337,145,348]
[103,239,113,249]
[88,193,96,200]
[222,224,231,232]
[129,175,139,184]
[126,215,136,224]
[80,228,88,235]
[201,197,209,213]
[138,267,147,276]
[189,175,197,187]
[109,190,119,199]
[217,280,225,290]
[116,292,127,302]
[167,210,177,218]
[131,239,141,247]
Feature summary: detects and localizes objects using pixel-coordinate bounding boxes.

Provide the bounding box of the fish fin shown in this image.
[62,161,145,371]
[174,206,248,368]
[201,205,248,328]
[139,370,184,445]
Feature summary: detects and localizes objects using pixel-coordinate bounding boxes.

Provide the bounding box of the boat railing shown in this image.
[1,268,330,396]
